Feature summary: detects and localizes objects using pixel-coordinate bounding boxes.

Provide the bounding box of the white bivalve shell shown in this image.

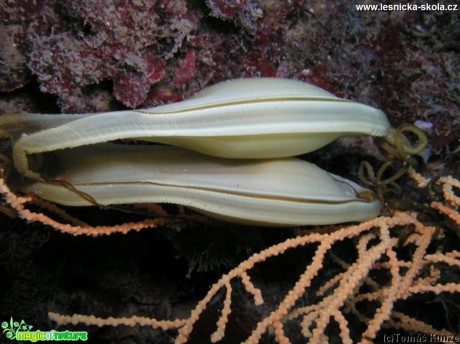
[4,78,390,179]
[21,144,381,226]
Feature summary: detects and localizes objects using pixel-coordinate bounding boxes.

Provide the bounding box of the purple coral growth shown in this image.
[0,0,46,22]
[23,0,192,111]
[112,53,166,108]
[206,0,262,33]
[0,25,29,92]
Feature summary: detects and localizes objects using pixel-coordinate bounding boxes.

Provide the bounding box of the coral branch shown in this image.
[210,283,232,343]
[47,312,185,331]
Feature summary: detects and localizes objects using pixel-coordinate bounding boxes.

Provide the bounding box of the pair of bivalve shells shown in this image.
[3,78,391,226]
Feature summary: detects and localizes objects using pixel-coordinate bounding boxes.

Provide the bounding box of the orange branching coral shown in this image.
[0,170,184,235]
[47,209,460,343]
[2,167,460,342]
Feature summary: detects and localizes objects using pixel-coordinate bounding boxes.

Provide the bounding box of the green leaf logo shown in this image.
[2,317,33,340]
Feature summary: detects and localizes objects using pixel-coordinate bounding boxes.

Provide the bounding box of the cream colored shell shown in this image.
[6,78,390,179]
[21,144,381,226]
